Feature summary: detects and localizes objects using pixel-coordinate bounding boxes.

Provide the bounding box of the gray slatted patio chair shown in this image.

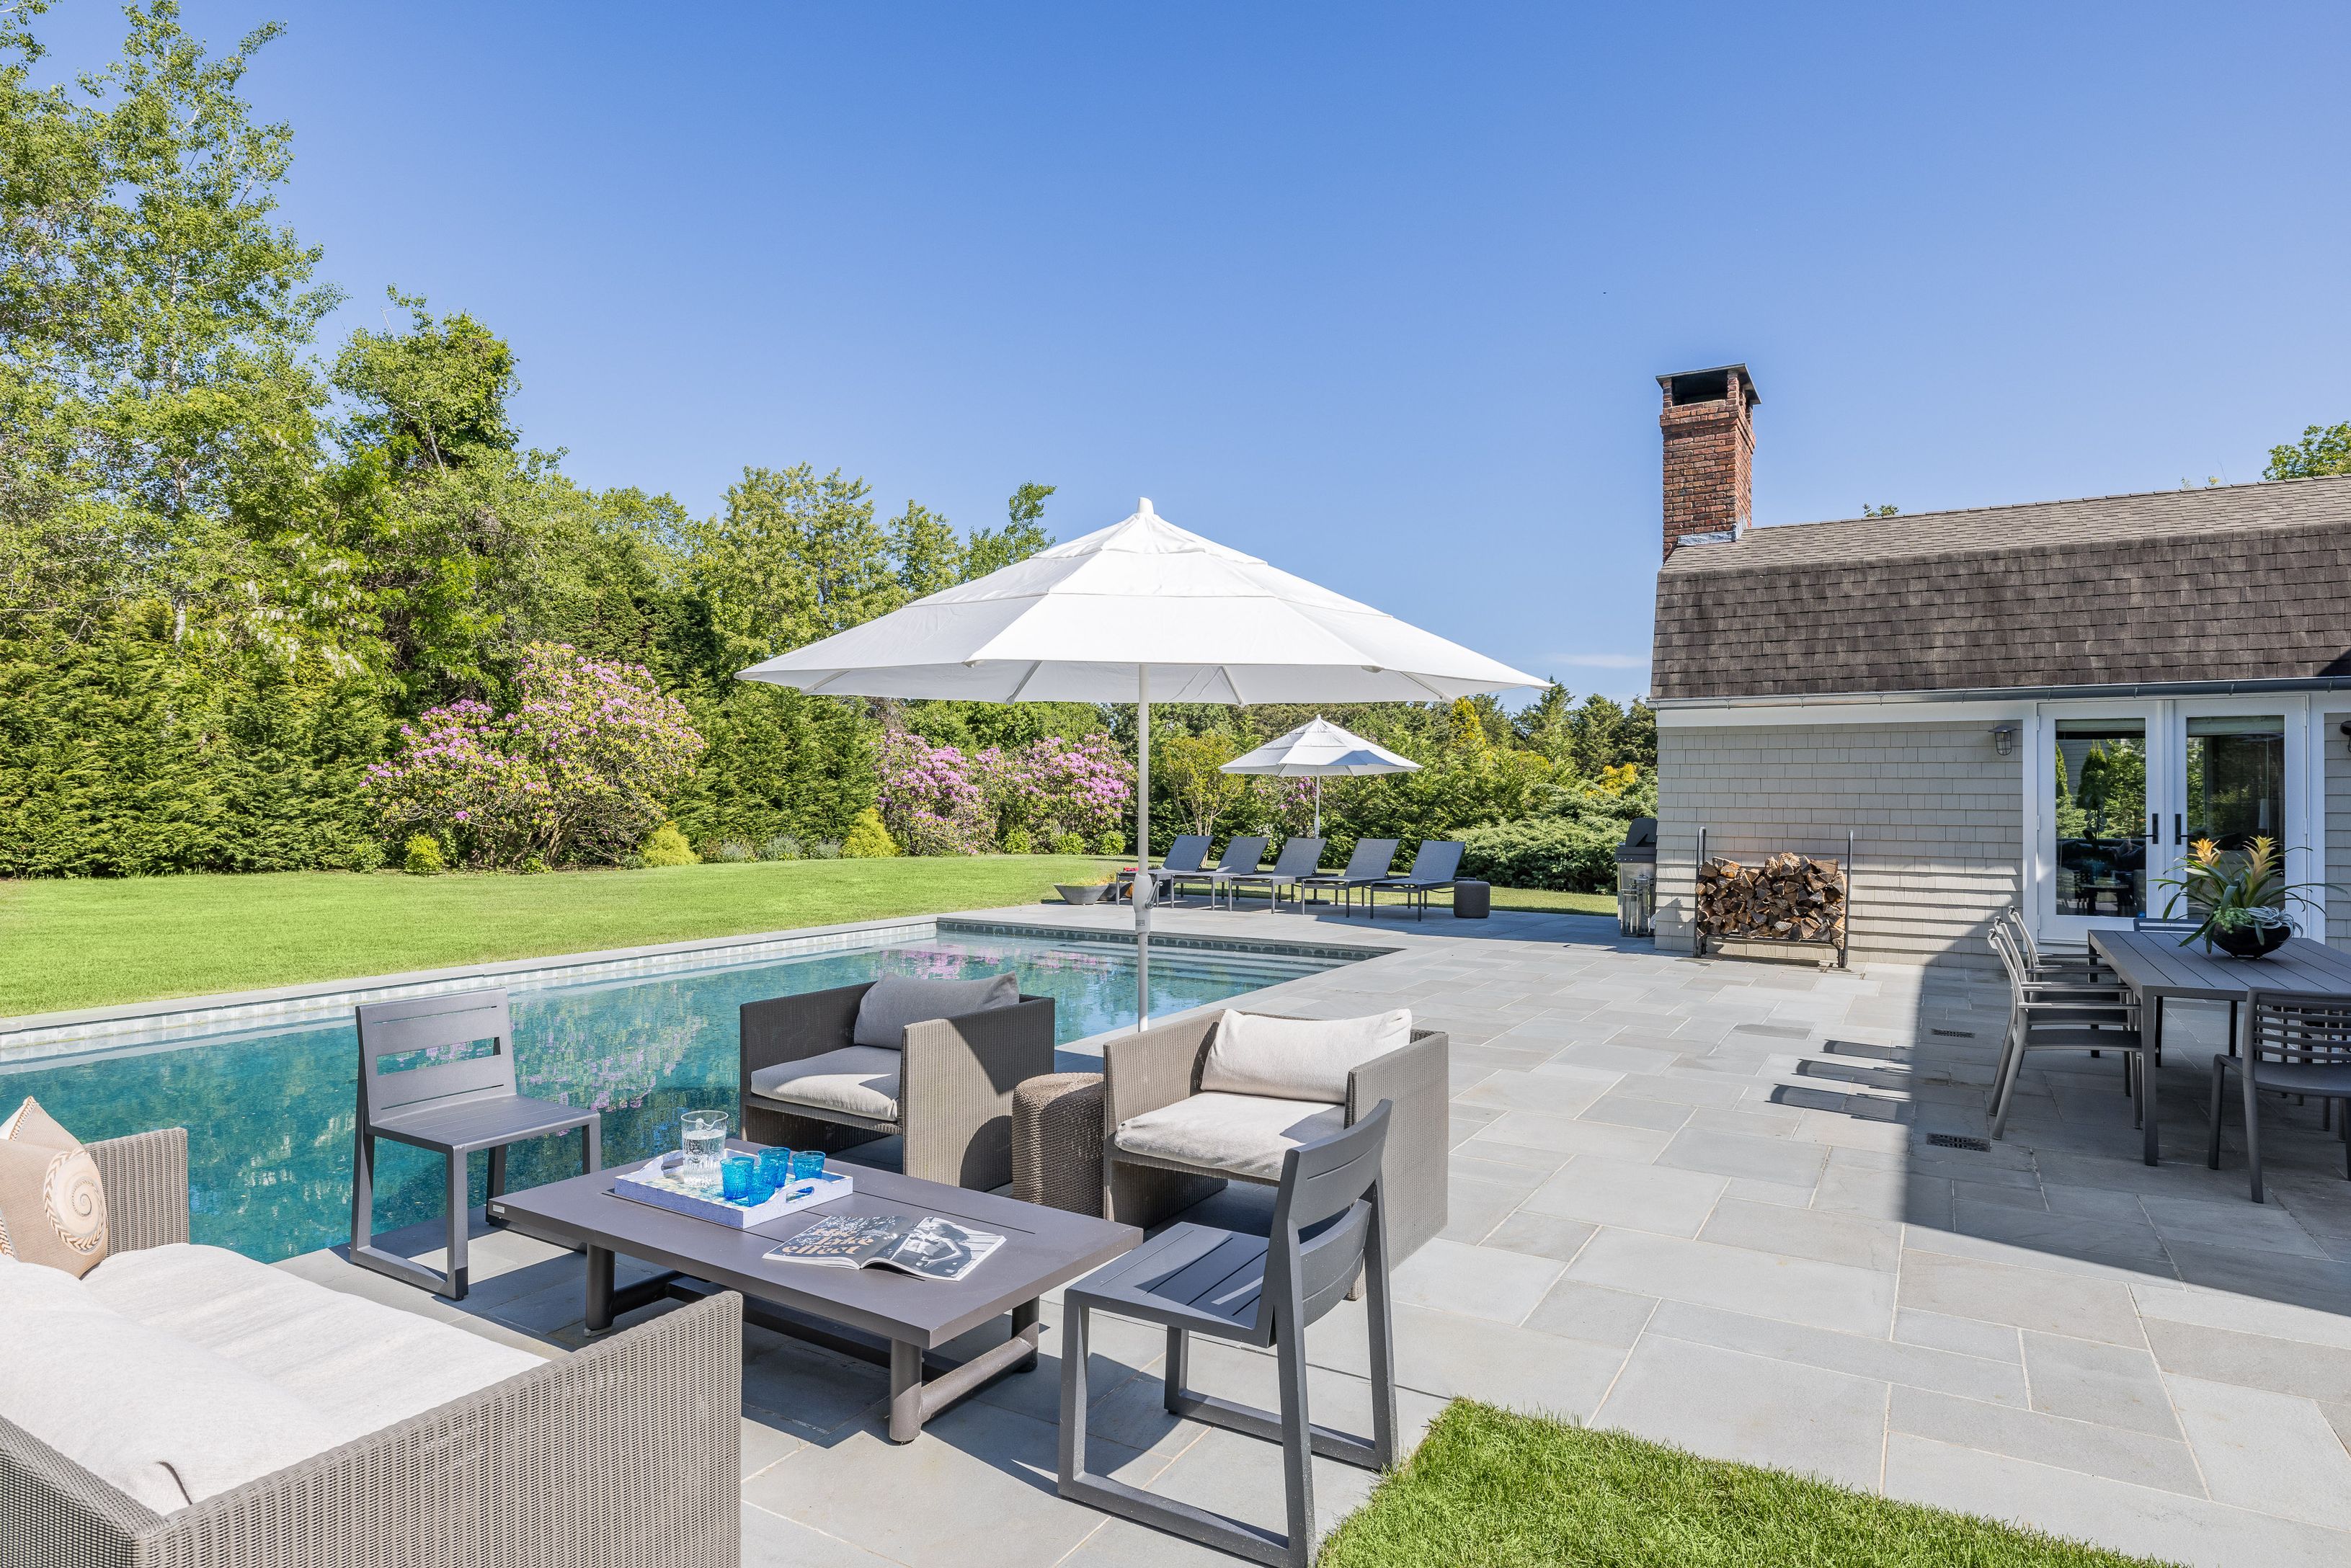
[1118,833,1212,904]
[352,989,598,1300]
[1172,836,1266,905]
[2208,989,2351,1203]
[1987,922,2150,1162]
[1296,837,1397,917]
[1369,838,1463,921]
[1214,837,1326,912]
[1059,1102,1397,1568]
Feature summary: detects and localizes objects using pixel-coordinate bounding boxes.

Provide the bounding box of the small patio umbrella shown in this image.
[1219,716,1421,837]
[739,499,1539,1029]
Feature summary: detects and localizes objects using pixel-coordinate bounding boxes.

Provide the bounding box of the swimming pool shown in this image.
[0,929,1355,1262]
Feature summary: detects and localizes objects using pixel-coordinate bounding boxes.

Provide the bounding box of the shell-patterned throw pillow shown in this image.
[0,1097,110,1278]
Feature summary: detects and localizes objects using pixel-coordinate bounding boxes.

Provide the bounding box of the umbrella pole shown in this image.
[1312,775,1322,838]
[1134,669,1150,1033]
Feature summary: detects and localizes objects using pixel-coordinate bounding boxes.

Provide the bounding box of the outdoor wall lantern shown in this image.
[2339,718,2351,754]
[1989,724,2017,757]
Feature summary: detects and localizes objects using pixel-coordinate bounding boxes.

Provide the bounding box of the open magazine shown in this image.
[765,1213,1005,1283]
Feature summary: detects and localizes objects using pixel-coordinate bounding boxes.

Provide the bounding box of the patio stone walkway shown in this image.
[294,899,2351,1567]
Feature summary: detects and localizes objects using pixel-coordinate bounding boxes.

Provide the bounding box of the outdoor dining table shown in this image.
[2087,928,2351,1066]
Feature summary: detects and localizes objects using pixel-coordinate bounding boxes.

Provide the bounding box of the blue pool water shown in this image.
[0,932,1348,1262]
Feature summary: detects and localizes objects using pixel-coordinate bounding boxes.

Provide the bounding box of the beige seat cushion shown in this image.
[852,972,1020,1048]
[84,1243,543,1448]
[1114,1092,1348,1182]
[1199,1010,1413,1104]
[748,1046,902,1122]
[0,1252,342,1515]
[0,1096,109,1278]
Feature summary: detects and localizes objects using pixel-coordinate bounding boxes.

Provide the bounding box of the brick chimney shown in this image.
[1658,364,1759,558]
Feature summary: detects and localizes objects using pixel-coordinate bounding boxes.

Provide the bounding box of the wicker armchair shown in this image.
[739,981,1056,1190]
[1,1128,743,1568]
[1099,1012,1450,1265]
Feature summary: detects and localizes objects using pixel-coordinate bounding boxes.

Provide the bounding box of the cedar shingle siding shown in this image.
[1652,476,2351,701]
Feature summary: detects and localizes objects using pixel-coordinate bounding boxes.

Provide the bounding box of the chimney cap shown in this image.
[1656,364,1760,408]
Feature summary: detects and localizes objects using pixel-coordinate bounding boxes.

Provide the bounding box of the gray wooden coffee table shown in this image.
[491,1141,1139,1441]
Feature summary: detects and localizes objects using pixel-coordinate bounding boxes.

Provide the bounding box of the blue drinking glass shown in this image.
[742,1161,775,1204]
[791,1149,826,1182]
[721,1154,755,1202]
[759,1146,794,1192]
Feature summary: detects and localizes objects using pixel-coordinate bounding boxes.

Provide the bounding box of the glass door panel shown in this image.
[2181,716,2285,858]
[2052,718,2148,920]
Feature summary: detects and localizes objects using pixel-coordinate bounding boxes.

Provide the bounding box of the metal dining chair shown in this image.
[1988,922,2151,1162]
[1059,1102,1397,1568]
[2208,989,2351,1203]
[352,989,600,1299]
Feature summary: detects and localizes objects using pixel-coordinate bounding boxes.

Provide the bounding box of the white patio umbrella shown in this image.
[739,499,1540,1029]
[1219,717,1421,837]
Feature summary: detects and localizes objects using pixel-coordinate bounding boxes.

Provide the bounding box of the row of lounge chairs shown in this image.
[1119,834,1467,919]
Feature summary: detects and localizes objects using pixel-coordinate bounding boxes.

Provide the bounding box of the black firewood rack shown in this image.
[1692,827,1852,970]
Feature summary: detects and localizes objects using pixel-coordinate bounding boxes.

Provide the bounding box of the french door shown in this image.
[2035,700,2314,942]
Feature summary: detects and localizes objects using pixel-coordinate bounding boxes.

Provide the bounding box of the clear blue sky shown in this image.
[40,2,2351,700]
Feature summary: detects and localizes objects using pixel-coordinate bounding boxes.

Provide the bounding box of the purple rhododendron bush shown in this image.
[878,729,1133,854]
[366,643,706,867]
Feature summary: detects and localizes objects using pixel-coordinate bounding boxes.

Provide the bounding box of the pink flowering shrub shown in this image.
[881,730,1134,855]
[365,643,705,867]
[876,730,991,855]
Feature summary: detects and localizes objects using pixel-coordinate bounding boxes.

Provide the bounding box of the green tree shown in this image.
[887,499,962,600]
[966,481,1054,579]
[2266,422,2351,481]
[1156,731,1242,837]
[691,464,897,667]
[333,288,517,473]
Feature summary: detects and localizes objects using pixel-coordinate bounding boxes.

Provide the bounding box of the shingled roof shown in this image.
[1650,475,2351,701]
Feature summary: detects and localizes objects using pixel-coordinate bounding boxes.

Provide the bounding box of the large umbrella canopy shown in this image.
[739,499,1541,1029]
[737,501,1540,703]
[1221,717,1421,837]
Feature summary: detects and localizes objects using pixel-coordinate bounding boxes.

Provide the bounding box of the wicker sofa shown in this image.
[739,980,1055,1190]
[0,1128,742,1568]
[1099,1012,1450,1265]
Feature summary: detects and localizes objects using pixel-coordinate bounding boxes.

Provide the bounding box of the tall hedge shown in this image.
[0,610,388,876]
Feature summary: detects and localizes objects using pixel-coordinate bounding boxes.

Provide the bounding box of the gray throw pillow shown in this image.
[851,973,1021,1048]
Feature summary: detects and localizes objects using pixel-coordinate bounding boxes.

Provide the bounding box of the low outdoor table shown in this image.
[2087,929,2351,1064]
[491,1141,1139,1442]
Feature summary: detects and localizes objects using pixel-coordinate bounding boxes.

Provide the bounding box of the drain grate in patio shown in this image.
[1928,1028,1976,1038]
[1925,1132,1992,1152]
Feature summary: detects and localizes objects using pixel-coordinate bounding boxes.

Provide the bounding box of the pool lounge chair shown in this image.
[1169,836,1266,905]
[1209,836,1325,912]
[1115,833,1212,904]
[1369,839,1465,921]
[1297,837,1398,917]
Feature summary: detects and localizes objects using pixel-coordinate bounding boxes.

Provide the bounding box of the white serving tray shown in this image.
[611,1152,853,1229]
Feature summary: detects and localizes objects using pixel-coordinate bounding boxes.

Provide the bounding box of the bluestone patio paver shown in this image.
[270,899,2351,1565]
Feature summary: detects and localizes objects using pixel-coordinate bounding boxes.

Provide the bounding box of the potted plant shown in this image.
[1055,873,1114,906]
[2151,835,2332,959]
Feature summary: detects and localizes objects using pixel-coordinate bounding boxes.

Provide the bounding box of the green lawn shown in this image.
[1318,1402,2172,1568]
[0,856,1121,1019]
[0,861,1620,1020]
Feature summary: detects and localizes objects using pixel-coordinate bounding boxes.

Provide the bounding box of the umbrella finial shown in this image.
[1139,497,1155,515]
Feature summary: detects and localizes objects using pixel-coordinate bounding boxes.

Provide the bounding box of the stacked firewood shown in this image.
[1696,852,1845,943]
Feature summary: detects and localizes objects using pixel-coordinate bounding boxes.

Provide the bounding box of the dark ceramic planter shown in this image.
[2210,921,2291,960]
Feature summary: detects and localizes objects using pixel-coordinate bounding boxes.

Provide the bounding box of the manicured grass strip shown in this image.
[1317,1402,2176,1568]
[0,856,1121,1019]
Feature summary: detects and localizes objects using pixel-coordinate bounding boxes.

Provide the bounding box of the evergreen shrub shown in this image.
[840,808,897,858]
[639,824,698,866]
[403,834,446,875]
